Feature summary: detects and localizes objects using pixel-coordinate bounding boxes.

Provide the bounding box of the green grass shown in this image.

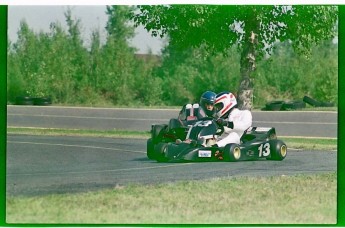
[281,137,337,151]
[7,127,150,139]
[6,172,336,224]
[7,127,337,151]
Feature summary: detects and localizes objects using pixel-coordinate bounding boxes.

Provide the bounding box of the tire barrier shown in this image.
[33,97,52,106]
[15,96,34,105]
[302,96,334,108]
[263,95,333,111]
[281,100,306,110]
[15,96,52,106]
[264,101,285,111]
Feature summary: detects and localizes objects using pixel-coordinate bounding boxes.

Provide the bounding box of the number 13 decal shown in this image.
[258,143,270,157]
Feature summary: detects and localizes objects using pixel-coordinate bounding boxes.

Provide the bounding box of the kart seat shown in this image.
[240,133,256,143]
[186,116,197,121]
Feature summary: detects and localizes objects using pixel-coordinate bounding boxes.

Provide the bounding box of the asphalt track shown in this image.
[7,105,337,138]
[6,134,337,197]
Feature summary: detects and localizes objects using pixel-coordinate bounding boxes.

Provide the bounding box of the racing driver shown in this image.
[214,91,252,146]
[177,90,217,122]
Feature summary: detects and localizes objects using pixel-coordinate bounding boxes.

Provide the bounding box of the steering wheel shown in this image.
[199,117,225,136]
[215,122,225,135]
[198,116,214,121]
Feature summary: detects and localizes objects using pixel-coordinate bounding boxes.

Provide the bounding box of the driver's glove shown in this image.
[216,118,234,129]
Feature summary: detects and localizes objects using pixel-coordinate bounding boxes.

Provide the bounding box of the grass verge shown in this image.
[7,127,337,151]
[6,172,336,224]
[7,127,150,139]
[281,137,337,151]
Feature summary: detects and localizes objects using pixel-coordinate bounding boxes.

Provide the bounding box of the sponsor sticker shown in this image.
[198,150,212,158]
[255,127,271,132]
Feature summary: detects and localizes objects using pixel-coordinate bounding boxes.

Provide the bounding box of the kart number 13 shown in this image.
[258,143,270,157]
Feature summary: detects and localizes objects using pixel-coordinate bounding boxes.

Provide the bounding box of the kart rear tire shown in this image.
[147,138,155,160]
[168,118,187,140]
[223,144,241,162]
[269,140,287,161]
[168,118,183,130]
[151,124,167,143]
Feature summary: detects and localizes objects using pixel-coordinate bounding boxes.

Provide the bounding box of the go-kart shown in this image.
[147,117,287,162]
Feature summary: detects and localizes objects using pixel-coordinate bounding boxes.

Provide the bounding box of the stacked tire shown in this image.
[15,96,52,106]
[264,100,305,111]
[281,100,306,110]
[263,95,334,111]
[15,96,34,105]
[302,96,334,107]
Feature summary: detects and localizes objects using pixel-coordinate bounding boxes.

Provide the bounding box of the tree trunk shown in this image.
[237,31,257,111]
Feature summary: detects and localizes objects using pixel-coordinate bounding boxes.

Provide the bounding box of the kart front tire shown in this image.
[223,144,241,162]
[155,143,169,162]
[147,138,155,160]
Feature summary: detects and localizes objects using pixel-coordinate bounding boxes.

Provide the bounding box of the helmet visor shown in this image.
[214,103,223,112]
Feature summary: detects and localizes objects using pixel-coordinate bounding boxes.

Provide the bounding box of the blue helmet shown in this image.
[200,91,216,106]
[200,91,216,116]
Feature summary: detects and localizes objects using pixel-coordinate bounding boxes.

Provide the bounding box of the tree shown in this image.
[106,5,135,40]
[89,28,102,90]
[155,44,241,105]
[12,20,41,82]
[253,39,338,106]
[98,5,139,105]
[9,20,52,99]
[64,8,89,94]
[130,5,338,110]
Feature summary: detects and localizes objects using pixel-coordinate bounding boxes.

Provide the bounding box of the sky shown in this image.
[7,4,339,54]
[7,5,165,54]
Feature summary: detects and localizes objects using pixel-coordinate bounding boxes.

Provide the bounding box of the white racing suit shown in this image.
[216,108,252,147]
